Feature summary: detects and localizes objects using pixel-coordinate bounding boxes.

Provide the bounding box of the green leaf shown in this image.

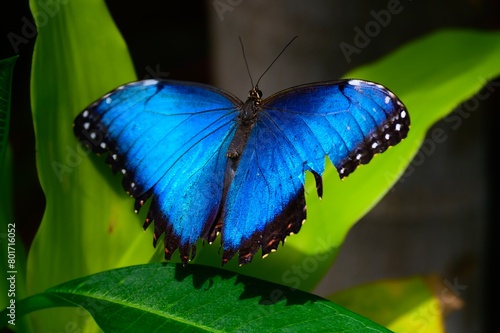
[26,0,154,331]
[3,263,392,332]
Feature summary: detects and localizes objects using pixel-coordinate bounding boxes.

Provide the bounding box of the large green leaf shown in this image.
[2,263,392,332]
[26,0,155,331]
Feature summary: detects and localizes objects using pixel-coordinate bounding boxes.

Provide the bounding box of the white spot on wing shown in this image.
[384,96,390,104]
[348,79,363,86]
[142,79,158,86]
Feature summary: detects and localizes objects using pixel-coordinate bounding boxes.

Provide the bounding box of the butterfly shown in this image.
[73,76,409,266]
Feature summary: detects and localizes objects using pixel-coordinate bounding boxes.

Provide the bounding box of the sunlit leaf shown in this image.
[26,0,155,331]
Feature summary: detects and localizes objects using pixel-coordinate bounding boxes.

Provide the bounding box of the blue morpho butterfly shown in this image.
[73,39,409,266]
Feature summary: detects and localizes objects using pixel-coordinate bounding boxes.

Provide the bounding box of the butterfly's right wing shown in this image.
[219,79,409,264]
[74,79,240,263]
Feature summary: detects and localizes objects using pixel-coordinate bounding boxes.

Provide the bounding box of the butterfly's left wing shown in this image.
[220,80,409,264]
[74,80,241,263]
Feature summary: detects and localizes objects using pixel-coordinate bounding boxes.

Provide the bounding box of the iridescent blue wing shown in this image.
[74,79,241,263]
[220,79,409,264]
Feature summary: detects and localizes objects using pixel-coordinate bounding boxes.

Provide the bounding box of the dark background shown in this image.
[1,1,499,332]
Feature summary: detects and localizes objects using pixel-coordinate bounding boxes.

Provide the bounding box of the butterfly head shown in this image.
[248,86,263,104]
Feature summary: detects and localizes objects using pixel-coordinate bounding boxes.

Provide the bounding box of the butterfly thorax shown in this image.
[226,87,262,160]
[240,87,262,124]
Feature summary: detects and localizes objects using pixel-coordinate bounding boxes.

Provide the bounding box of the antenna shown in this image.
[239,36,255,88]
[239,36,299,89]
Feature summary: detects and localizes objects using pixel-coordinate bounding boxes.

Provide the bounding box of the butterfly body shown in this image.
[225,89,260,161]
[74,78,409,265]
